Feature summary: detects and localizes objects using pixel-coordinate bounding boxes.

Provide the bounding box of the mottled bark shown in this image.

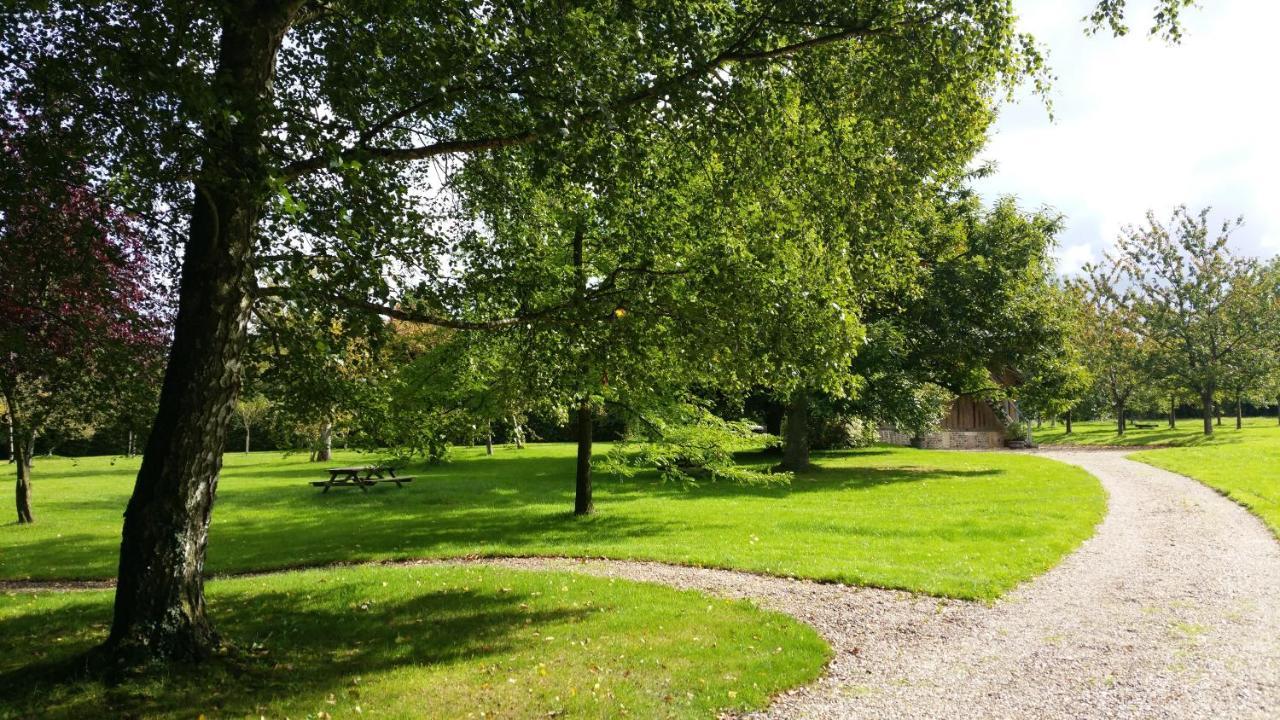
[1116,401,1127,435]
[1065,410,1073,435]
[14,433,33,525]
[512,416,525,449]
[485,421,494,456]
[574,399,593,516]
[1235,394,1243,430]
[1169,395,1176,429]
[778,389,811,471]
[104,5,298,664]
[314,420,332,462]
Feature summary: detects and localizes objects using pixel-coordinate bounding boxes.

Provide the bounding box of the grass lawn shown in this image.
[0,444,1104,600]
[1034,417,1280,540]
[0,564,827,719]
[1032,416,1279,447]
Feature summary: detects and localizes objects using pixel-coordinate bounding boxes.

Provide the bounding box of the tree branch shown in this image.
[280,17,897,180]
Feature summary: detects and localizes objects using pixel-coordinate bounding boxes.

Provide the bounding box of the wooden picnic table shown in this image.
[312,465,414,492]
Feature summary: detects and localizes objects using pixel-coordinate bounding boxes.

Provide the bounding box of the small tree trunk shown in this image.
[779,389,810,471]
[1169,395,1176,429]
[1202,390,1214,435]
[14,433,34,524]
[1236,393,1243,430]
[1065,410,1073,435]
[574,399,593,516]
[1116,401,1126,435]
[314,421,333,462]
[244,425,251,454]
[512,416,525,449]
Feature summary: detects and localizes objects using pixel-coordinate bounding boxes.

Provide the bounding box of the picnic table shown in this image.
[311,465,415,493]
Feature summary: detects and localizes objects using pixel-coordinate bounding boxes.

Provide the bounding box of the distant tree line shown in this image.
[1067,207,1280,436]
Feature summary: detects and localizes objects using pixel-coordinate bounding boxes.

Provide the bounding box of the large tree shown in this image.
[3,0,1192,665]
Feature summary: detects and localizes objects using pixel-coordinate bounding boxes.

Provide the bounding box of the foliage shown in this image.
[1103,207,1279,433]
[809,413,881,451]
[601,403,781,486]
[1070,259,1152,433]
[1004,420,1029,442]
[0,117,167,520]
[851,193,1074,430]
[893,383,956,440]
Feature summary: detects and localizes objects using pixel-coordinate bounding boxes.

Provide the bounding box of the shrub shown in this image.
[897,383,955,440]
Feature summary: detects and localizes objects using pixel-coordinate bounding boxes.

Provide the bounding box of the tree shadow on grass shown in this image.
[0,583,589,719]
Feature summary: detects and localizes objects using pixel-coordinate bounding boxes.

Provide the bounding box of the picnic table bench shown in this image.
[311,465,415,493]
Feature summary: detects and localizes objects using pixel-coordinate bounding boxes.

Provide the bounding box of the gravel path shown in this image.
[483,449,1280,719]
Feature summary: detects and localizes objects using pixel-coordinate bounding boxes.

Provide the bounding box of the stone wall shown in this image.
[878,428,1005,450]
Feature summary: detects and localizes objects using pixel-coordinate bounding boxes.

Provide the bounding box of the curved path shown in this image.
[484,449,1280,719]
[5,450,1278,718]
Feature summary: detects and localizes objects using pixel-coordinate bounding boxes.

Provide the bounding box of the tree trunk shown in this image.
[485,425,494,456]
[2,387,34,524]
[778,389,810,471]
[512,416,525,449]
[1169,394,1176,429]
[763,400,785,437]
[1065,410,1073,435]
[244,425,251,454]
[104,6,296,665]
[1236,393,1243,430]
[1116,401,1126,435]
[13,430,34,524]
[314,421,332,462]
[1202,389,1214,435]
[574,399,593,516]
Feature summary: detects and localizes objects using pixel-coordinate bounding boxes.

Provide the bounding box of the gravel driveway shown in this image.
[489,449,1280,719]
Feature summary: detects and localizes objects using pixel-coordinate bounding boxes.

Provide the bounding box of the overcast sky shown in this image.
[974,0,1279,275]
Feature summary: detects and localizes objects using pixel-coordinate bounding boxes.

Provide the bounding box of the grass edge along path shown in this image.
[1031,417,1280,540]
[0,563,830,720]
[1130,447,1280,541]
[0,444,1107,600]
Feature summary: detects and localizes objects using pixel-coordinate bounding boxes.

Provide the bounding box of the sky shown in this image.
[973,0,1280,275]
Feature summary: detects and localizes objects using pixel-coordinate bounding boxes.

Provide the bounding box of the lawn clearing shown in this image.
[0,564,827,719]
[1032,416,1277,447]
[0,444,1105,600]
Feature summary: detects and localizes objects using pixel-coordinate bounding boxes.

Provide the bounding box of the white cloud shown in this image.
[976,0,1280,275]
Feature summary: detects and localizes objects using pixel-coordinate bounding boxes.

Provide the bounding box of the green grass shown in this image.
[0,444,1104,600]
[0,564,827,719]
[1034,417,1280,540]
[1032,416,1278,447]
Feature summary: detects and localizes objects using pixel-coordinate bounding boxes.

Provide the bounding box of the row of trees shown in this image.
[1071,207,1279,436]
[2,0,1195,669]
